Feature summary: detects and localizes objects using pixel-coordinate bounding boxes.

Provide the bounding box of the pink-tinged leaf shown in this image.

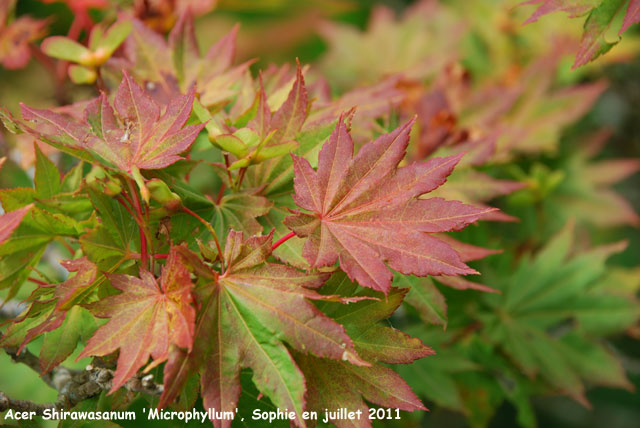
[434,234,502,262]
[203,23,239,74]
[21,72,204,173]
[308,77,404,133]
[431,171,526,203]
[285,119,488,293]
[247,73,272,140]
[0,204,32,246]
[159,233,367,426]
[93,72,203,171]
[584,158,640,185]
[271,61,308,143]
[78,246,195,392]
[294,278,429,427]
[0,16,48,70]
[521,0,601,24]
[51,257,98,310]
[621,0,640,33]
[434,275,499,294]
[19,104,94,162]
[573,1,625,68]
[168,10,200,81]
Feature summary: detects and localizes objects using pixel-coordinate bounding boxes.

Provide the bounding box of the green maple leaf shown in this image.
[479,222,637,405]
[0,147,92,299]
[159,231,367,428]
[295,273,431,428]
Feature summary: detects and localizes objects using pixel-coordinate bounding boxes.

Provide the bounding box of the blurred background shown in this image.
[1,1,639,427]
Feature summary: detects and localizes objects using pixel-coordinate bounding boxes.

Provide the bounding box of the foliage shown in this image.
[0,1,638,428]
[521,0,640,67]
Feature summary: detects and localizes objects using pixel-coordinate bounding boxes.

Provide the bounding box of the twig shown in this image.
[1,347,164,414]
[0,392,56,415]
[0,299,27,320]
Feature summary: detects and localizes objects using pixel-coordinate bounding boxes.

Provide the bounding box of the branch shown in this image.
[0,299,27,321]
[1,347,163,414]
[0,392,56,415]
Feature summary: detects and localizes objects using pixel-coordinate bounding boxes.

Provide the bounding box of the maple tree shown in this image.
[0,1,639,428]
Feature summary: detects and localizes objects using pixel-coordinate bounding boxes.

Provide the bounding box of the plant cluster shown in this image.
[0,1,639,428]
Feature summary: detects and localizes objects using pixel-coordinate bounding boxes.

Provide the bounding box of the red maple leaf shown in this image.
[0,0,47,70]
[20,72,205,173]
[284,116,494,293]
[0,204,32,246]
[78,246,195,392]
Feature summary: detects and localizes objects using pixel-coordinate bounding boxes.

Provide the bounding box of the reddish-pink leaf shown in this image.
[434,275,499,294]
[20,73,204,173]
[521,0,599,24]
[285,117,493,293]
[271,61,308,143]
[0,204,32,246]
[78,246,195,392]
[434,234,502,262]
[621,0,640,33]
[88,72,204,172]
[0,15,47,70]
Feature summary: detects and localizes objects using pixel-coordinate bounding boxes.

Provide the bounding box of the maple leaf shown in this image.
[0,0,47,70]
[159,231,367,428]
[78,245,196,392]
[479,222,636,405]
[510,131,640,229]
[296,273,431,428]
[521,0,640,67]
[0,146,93,300]
[396,327,481,415]
[20,72,205,174]
[0,257,100,375]
[121,16,249,107]
[0,204,32,246]
[284,116,494,293]
[17,257,99,351]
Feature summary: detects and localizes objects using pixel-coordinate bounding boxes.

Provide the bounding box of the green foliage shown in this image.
[0,2,638,428]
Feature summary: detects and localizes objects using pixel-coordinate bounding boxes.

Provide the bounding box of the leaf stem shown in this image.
[181,206,225,272]
[235,167,247,190]
[126,178,149,271]
[223,154,233,186]
[272,231,296,251]
[27,278,48,286]
[55,237,75,256]
[215,184,226,205]
[128,253,169,260]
